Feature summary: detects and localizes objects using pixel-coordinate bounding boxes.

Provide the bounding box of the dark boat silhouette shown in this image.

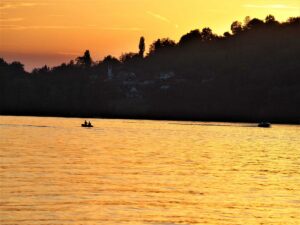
[82,124,93,128]
[258,122,271,128]
[82,121,93,128]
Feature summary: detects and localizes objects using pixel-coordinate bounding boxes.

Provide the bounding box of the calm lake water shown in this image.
[0,116,299,225]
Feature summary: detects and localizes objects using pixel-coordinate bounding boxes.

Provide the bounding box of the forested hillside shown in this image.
[1,16,299,123]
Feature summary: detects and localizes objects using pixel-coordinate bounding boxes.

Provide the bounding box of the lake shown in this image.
[0,116,299,225]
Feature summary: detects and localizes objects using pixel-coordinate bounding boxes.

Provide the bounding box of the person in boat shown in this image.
[84,120,88,126]
[88,121,91,126]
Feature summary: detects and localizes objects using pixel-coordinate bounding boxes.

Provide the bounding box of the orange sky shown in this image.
[0,0,299,71]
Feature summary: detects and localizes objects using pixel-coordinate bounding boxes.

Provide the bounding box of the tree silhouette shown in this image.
[32,65,50,75]
[102,55,120,65]
[179,29,201,45]
[9,62,25,74]
[1,16,299,124]
[265,15,277,25]
[76,50,92,67]
[149,38,176,55]
[120,52,139,63]
[201,27,215,41]
[223,32,231,37]
[0,58,8,67]
[287,17,300,25]
[139,36,145,58]
[245,18,264,29]
[231,21,243,34]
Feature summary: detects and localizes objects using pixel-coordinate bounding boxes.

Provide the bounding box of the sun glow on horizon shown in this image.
[0,0,299,70]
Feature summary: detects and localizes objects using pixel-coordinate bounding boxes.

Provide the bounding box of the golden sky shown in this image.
[0,0,299,70]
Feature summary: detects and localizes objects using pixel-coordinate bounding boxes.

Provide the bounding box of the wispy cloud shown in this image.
[147,11,171,23]
[0,2,47,10]
[0,17,24,22]
[147,11,179,28]
[0,2,35,10]
[243,4,299,9]
[0,25,81,30]
[0,24,142,31]
[101,27,142,31]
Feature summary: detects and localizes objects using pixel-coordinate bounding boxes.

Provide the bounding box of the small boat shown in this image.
[81,124,93,128]
[258,122,271,128]
[82,121,93,128]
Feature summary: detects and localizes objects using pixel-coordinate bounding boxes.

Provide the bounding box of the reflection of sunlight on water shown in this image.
[0,116,299,224]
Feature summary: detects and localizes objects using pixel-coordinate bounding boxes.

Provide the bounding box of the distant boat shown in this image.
[82,124,93,128]
[82,122,93,128]
[258,122,271,128]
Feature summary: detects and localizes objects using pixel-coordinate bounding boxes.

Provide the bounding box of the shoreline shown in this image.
[1,113,299,125]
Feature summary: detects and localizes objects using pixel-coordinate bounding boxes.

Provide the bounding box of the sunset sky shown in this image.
[0,0,299,71]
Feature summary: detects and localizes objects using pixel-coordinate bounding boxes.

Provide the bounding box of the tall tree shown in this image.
[139,36,145,58]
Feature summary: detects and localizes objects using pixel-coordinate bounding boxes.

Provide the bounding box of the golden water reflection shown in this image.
[0,116,299,224]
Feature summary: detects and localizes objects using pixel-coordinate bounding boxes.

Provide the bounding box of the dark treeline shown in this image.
[1,16,300,123]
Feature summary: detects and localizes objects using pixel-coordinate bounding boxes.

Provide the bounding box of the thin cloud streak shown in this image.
[146,11,179,29]
[0,25,82,30]
[0,24,142,31]
[101,27,142,31]
[0,18,24,22]
[243,4,299,9]
[0,2,48,10]
[147,11,170,23]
